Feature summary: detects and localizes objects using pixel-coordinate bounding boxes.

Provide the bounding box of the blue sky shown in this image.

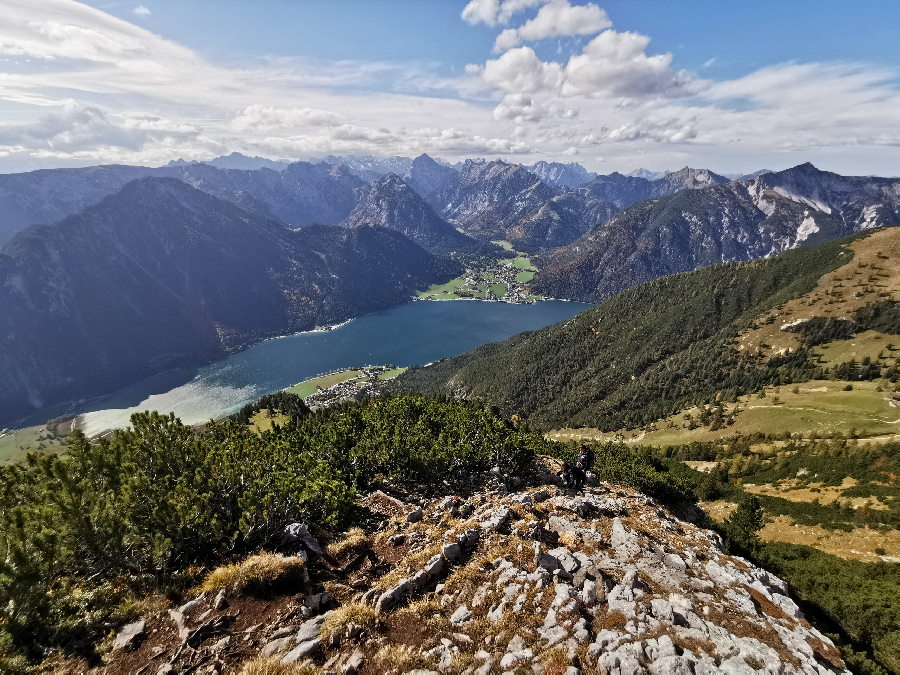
[1,0,899,174]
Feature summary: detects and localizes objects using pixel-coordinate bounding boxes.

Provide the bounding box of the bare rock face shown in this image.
[112,619,146,651]
[106,482,848,674]
[313,484,847,674]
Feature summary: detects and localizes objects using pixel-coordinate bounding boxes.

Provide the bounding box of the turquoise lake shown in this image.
[72,299,589,435]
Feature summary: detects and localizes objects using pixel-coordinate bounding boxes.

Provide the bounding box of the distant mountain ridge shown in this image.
[0,178,458,423]
[344,173,490,255]
[1,156,897,264]
[528,160,595,188]
[0,160,364,245]
[534,163,900,301]
[167,152,291,171]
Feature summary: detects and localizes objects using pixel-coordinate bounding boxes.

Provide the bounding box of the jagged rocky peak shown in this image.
[755,162,900,228]
[529,160,596,188]
[628,168,667,180]
[204,152,290,171]
[108,471,848,673]
[345,172,482,254]
[322,154,414,181]
[657,166,731,190]
[405,153,458,208]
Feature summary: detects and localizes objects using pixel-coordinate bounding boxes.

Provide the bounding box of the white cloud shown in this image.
[133,5,150,16]
[461,0,548,27]
[492,93,577,122]
[494,0,611,52]
[480,47,564,94]
[230,105,343,132]
[0,105,146,151]
[562,30,704,98]
[475,29,703,119]
[0,0,898,176]
[581,117,698,144]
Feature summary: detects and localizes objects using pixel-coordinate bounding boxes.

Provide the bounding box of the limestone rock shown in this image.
[112,620,146,651]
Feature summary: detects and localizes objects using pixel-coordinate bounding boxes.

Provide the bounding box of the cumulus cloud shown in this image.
[492,93,577,122]
[461,0,548,27]
[480,47,564,94]
[581,117,698,144]
[475,29,704,126]
[1,0,899,175]
[562,30,704,98]
[494,0,611,52]
[133,5,150,16]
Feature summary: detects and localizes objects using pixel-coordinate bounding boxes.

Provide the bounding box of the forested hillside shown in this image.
[0,178,458,423]
[393,229,899,431]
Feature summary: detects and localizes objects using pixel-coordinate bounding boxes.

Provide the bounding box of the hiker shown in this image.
[557,461,586,490]
[576,444,595,475]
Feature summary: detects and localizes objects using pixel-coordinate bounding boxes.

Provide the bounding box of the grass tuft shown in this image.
[320,602,379,640]
[200,552,305,595]
[238,657,318,675]
[371,644,431,672]
[326,527,369,559]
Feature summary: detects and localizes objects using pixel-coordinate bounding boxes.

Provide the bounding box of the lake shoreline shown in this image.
[5,299,590,453]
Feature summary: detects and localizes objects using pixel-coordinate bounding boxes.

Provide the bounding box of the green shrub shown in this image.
[0,395,543,663]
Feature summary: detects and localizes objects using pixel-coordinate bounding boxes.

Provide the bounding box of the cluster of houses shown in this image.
[455,261,538,303]
[303,365,398,408]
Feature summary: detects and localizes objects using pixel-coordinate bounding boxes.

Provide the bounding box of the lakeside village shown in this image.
[415,251,543,303]
[292,364,407,409]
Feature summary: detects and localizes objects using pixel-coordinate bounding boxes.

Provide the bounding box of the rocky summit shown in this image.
[107,466,847,674]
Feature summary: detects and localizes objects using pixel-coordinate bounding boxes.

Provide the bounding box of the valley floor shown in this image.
[416,243,542,302]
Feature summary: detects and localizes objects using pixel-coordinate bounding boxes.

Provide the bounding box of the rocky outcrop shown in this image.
[345,173,489,255]
[528,161,595,189]
[107,481,847,674]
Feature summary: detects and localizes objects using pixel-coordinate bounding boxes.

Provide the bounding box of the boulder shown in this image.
[342,648,366,674]
[281,637,321,664]
[283,522,323,556]
[112,620,146,651]
[548,547,580,574]
[442,542,462,563]
[450,604,472,626]
[261,636,292,657]
[177,594,206,617]
[376,579,411,613]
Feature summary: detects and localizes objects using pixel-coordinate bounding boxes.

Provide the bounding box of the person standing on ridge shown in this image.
[577,444,595,476]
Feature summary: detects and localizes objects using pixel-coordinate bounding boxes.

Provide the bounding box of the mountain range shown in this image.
[2,154,899,422]
[391,227,899,430]
[344,173,492,256]
[0,160,364,246]
[535,163,900,301]
[0,178,457,422]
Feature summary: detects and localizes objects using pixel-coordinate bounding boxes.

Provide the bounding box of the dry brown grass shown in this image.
[807,636,844,669]
[320,602,379,640]
[538,647,572,675]
[200,552,305,595]
[759,515,900,562]
[326,527,370,559]
[322,580,356,604]
[238,656,318,675]
[599,608,628,631]
[375,541,444,592]
[744,477,890,510]
[393,598,449,634]
[371,644,431,672]
[743,585,797,625]
[738,228,900,357]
